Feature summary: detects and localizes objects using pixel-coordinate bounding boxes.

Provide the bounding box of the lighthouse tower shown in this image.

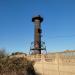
[30,15,46,54]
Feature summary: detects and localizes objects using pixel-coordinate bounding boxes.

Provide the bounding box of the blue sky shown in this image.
[0,0,75,54]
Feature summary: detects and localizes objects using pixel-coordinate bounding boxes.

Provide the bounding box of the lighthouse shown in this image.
[30,15,46,54]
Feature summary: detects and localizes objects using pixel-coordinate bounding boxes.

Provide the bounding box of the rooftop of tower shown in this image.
[32,15,43,22]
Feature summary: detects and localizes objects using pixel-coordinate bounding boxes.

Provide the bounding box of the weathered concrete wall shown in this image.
[34,61,75,75]
[33,52,75,75]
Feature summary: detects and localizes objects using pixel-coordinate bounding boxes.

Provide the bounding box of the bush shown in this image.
[0,52,36,75]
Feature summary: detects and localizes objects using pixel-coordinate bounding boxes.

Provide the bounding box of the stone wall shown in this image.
[29,51,75,75]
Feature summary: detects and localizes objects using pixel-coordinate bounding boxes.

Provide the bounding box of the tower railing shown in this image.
[30,41,47,54]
